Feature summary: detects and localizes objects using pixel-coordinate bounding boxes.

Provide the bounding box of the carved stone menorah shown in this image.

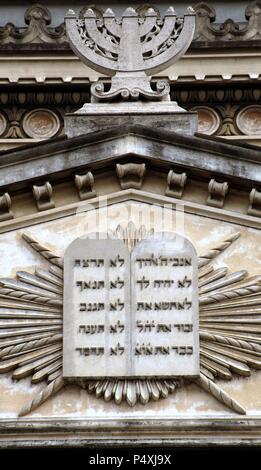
[65,6,195,102]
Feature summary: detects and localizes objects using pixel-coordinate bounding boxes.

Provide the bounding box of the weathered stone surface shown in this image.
[1,125,261,192]
[63,232,199,379]
[64,102,198,137]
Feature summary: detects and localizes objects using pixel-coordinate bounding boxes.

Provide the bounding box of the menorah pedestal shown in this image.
[64,101,198,138]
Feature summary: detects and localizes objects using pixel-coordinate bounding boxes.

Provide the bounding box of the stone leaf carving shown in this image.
[193,1,261,41]
[65,6,195,101]
[0,4,67,45]
[0,223,260,415]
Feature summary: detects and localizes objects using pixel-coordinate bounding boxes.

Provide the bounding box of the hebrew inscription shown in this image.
[63,233,199,379]
[131,235,199,377]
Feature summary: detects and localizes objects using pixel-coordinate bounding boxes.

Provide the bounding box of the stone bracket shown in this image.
[248,188,261,216]
[165,170,187,198]
[0,192,13,221]
[116,163,146,190]
[32,182,55,212]
[74,172,96,200]
[207,178,229,208]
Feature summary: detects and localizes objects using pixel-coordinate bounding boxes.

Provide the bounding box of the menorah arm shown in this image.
[142,12,195,75]
[84,10,120,55]
[65,12,118,76]
[139,10,158,38]
[103,9,122,38]
[142,14,176,54]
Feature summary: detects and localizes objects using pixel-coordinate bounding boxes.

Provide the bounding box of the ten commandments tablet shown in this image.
[63,233,199,379]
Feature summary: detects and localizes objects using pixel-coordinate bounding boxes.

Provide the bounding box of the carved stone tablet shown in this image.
[131,234,199,377]
[63,236,130,378]
[63,233,199,380]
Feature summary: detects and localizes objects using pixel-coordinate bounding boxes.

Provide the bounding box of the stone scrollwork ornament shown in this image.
[0,223,261,416]
[65,6,196,101]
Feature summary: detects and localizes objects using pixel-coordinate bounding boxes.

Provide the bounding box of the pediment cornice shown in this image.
[0,124,260,192]
[0,124,260,228]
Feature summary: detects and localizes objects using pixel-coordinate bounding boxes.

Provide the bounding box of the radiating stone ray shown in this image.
[0,325,62,339]
[195,373,246,414]
[198,232,241,268]
[47,368,62,383]
[199,270,247,295]
[0,311,62,320]
[35,268,63,288]
[22,233,63,268]
[18,376,65,417]
[49,265,63,279]
[200,331,261,353]
[32,358,63,384]
[17,271,63,295]
[0,333,62,358]
[0,300,62,313]
[198,265,214,279]
[198,267,228,288]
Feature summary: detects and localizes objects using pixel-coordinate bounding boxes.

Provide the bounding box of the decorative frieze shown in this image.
[236,106,261,135]
[23,109,60,139]
[0,193,13,221]
[0,113,7,136]
[207,179,229,208]
[74,172,96,200]
[248,188,261,216]
[32,182,55,212]
[165,170,187,198]
[193,1,261,42]
[0,4,67,45]
[0,85,260,140]
[190,106,220,135]
[0,3,260,47]
[116,163,146,190]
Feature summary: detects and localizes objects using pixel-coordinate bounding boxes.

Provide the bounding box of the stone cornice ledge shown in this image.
[0,125,261,190]
[0,417,260,448]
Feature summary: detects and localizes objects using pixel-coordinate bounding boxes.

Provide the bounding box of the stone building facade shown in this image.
[0,1,260,448]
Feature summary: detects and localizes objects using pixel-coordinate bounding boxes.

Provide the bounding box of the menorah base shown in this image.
[64,101,198,138]
[90,73,170,103]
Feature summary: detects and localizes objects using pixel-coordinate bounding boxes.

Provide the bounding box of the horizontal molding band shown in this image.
[0,190,260,235]
[0,417,261,447]
[0,55,260,84]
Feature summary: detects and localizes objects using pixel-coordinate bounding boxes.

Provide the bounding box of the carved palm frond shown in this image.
[196,232,261,413]
[0,225,260,416]
[0,233,64,416]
